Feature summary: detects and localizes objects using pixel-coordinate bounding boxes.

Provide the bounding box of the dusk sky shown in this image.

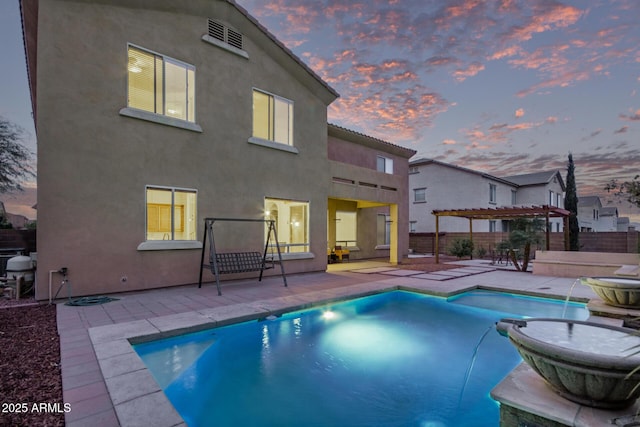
[1,0,639,221]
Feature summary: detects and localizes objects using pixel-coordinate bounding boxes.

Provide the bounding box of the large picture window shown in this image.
[128,45,196,123]
[335,211,357,246]
[253,89,294,146]
[146,187,197,241]
[265,198,308,252]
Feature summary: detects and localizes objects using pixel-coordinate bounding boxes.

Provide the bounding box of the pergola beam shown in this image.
[431,205,571,263]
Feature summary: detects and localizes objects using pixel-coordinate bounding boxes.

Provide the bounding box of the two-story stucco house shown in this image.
[576,195,602,232]
[408,159,518,233]
[501,170,566,232]
[409,159,565,233]
[21,0,413,300]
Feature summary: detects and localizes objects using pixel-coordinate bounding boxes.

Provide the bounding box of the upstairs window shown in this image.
[127,45,195,123]
[253,89,294,146]
[489,184,497,203]
[377,156,393,174]
[414,188,426,203]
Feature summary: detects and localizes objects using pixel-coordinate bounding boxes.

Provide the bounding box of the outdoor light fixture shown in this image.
[322,310,336,320]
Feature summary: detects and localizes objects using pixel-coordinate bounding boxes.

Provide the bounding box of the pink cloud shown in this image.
[515,108,525,118]
[453,62,485,82]
[619,108,640,121]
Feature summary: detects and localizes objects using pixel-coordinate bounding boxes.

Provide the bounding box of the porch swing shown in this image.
[197,217,288,295]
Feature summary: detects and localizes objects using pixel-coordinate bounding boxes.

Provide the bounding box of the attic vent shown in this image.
[208,19,243,50]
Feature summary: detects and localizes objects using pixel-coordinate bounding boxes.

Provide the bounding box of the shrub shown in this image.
[475,245,487,259]
[449,238,474,259]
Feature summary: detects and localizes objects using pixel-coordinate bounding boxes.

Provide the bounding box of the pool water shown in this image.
[134,290,588,426]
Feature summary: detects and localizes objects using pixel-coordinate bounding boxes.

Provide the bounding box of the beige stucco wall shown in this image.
[327,131,414,263]
[532,250,639,278]
[34,0,335,299]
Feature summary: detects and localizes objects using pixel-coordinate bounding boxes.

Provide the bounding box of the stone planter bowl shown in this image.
[581,277,640,308]
[496,318,640,409]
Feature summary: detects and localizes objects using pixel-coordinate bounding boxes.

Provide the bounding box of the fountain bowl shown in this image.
[581,276,640,308]
[496,318,640,409]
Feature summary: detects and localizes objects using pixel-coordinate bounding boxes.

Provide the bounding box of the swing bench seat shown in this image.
[198,217,287,295]
[213,252,274,274]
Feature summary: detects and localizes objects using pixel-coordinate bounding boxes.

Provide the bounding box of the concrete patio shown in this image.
[57,260,622,426]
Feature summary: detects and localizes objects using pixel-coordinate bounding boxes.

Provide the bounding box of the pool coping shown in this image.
[86,277,599,427]
[90,280,406,426]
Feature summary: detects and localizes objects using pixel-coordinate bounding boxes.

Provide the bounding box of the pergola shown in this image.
[432,205,571,263]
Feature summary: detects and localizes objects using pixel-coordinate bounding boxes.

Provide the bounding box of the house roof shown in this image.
[409,158,516,186]
[328,124,417,158]
[500,170,565,190]
[578,195,602,206]
[229,0,339,100]
[600,206,618,217]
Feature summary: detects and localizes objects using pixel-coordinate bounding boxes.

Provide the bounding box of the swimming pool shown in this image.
[134,290,588,426]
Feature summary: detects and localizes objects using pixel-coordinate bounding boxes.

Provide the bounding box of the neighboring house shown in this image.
[408,159,565,233]
[408,159,518,233]
[21,0,413,300]
[599,206,619,232]
[501,170,566,232]
[0,201,30,229]
[577,196,602,232]
[577,197,630,232]
[617,216,631,232]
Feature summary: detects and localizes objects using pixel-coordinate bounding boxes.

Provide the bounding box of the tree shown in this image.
[0,117,35,193]
[605,175,640,208]
[564,153,579,251]
[503,218,544,272]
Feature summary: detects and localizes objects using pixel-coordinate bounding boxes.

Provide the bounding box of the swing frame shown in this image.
[197,217,288,295]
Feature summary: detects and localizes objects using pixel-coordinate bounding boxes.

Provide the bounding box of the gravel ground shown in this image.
[0,304,64,427]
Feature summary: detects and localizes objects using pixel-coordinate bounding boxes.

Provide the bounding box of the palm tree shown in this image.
[505,218,545,272]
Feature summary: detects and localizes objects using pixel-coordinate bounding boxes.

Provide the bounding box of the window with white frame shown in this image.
[146,186,197,241]
[335,211,357,246]
[265,198,308,252]
[414,188,426,203]
[253,89,294,146]
[377,214,391,246]
[127,45,195,122]
[409,221,416,233]
[511,190,517,205]
[489,220,496,232]
[489,184,497,203]
[377,156,393,174]
[549,190,555,206]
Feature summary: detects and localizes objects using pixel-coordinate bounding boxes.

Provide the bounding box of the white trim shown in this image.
[120,107,203,132]
[201,34,249,59]
[248,137,299,154]
[375,244,391,250]
[137,241,202,251]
